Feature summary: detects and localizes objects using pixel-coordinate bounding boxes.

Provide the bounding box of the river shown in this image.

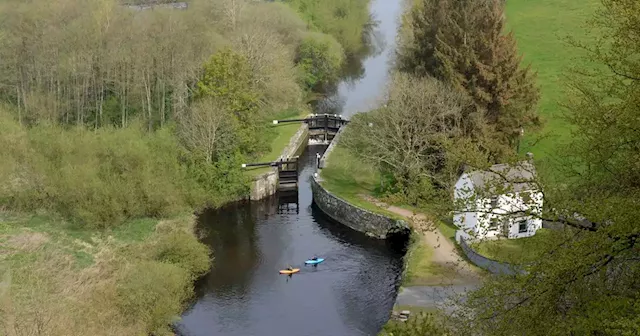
[175,1,404,335]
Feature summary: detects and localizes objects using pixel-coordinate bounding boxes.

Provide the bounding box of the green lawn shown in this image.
[378,305,445,336]
[437,221,457,243]
[472,228,556,264]
[320,144,403,219]
[403,233,461,286]
[506,0,599,165]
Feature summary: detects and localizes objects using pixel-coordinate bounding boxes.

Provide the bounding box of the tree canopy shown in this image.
[398,0,540,151]
[444,1,640,335]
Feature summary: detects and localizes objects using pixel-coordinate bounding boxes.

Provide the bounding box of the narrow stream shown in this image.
[176,1,404,335]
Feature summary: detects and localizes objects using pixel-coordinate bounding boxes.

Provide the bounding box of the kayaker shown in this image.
[311,256,318,261]
[286,265,293,271]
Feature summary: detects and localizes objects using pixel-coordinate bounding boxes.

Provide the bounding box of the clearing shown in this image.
[506,0,599,164]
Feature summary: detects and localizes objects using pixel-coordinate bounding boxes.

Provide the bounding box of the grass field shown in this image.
[506,0,599,165]
[472,228,555,264]
[319,144,404,219]
[0,213,210,336]
[403,233,462,286]
[378,305,444,336]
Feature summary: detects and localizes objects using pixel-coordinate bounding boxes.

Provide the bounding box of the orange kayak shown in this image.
[279,268,300,274]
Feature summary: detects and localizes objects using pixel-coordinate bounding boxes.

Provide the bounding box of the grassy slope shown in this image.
[320,145,403,219]
[403,234,461,286]
[472,228,555,264]
[0,213,209,336]
[378,306,444,336]
[507,0,599,163]
[244,110,309,177]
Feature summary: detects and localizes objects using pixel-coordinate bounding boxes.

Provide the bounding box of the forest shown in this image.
[0,0,371,227]
[0,0,373,335]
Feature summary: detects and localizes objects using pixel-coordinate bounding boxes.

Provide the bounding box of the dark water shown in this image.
[176,147,405,336]
[176,0,404,335]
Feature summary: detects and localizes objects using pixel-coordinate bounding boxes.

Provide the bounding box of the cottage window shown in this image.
[518,220,528,233]
[490,197,498,209]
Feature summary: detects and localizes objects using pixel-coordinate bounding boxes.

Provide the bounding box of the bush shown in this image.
[116,261,192,335]
[153,230,211,278]
[296,32,345,90]
[0,118,209,228]
[284,0,372,57]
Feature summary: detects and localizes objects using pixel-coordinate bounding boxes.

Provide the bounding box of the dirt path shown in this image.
[361,195,482,285]
[360,196,483,310]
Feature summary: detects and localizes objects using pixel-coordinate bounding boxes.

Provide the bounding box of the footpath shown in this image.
[361,195,482,311]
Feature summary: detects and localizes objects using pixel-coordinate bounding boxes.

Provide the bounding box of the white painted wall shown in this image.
[453,173,480,237]
[453,173,544,240]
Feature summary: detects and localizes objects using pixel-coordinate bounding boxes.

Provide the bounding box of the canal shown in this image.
[175,0,404,335]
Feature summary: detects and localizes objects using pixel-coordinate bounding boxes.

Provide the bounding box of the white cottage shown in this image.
[453,161,543,243]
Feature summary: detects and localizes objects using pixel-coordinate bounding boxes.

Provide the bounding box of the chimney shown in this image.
[526,152,534,162]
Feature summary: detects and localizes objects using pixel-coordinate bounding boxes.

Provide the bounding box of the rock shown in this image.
[399,317,408,322]
[401,310,411,316]
[391,311,400,317]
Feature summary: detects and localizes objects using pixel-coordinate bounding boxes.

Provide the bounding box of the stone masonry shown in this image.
[310,174,409,239]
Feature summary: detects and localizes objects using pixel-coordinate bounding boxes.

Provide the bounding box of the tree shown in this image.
[399,0,539,150]
[295,32,344,91]
[197,48,266,156]
[177,98,235,164]
[443,1,640,335]
[341,73,490,207]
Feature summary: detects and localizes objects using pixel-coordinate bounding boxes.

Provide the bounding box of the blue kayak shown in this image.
[304,258,325,265]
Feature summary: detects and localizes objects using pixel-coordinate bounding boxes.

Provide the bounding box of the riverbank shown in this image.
[319,143,482,283]
[0,212,209,336]
[243,109,310,178]
[317,140,485,335]
[0,105,317,335]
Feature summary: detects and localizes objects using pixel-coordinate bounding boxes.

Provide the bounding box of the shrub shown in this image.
[115,261,192,335]
[153,230,211,278]
[296,32,345,91]
[0,121,195,228]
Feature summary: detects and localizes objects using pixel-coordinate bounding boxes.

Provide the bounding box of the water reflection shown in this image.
[178,146,405,336]
[195,204,260,298]
[178,0,405,334]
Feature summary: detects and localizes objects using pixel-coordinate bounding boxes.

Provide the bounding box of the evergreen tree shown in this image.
[397,1,640,335]
[400,0,539,150]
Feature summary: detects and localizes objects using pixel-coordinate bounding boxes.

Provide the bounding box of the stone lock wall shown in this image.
[456,234,525,275]
[318,126,345,169]
[310,175,409,239]
[249,170,279,201]
[249,123,308,201]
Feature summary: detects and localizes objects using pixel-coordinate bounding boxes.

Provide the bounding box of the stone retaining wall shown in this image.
[458,237,524,275]
[310,174,409,239]
[318,126,345,169]
[249,124,308,200]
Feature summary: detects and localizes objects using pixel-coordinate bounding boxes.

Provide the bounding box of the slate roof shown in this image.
[467,161,538,194]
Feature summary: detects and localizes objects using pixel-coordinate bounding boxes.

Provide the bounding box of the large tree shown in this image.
[399,0,539,150]
[341,73,492,207]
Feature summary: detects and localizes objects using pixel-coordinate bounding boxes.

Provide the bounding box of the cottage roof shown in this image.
[466,161,537,194]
